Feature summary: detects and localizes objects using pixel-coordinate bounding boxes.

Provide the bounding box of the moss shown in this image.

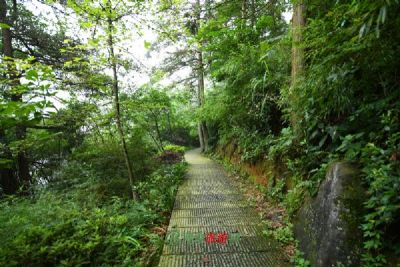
[293,162,365,267]
[339,166,365,256]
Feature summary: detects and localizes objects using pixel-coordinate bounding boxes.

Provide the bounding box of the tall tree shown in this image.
[106,3,137,200]
[196,0,209,152]
[0,0,31,194]
[291,0,305,84]
[290,0,306,132]
[68,0,142,200]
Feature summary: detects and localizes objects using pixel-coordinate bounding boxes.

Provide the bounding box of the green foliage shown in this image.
[291,248,311,267]
[358,112,400,265]
[162,144,186,154]
[137,162,187,213]
[263,223,294,245]
[72,137,154,182]
[265,178,285,201]
[0,195,156,266]
[284,182,306,218]
[0,161,186,266]
[127,86,198,149]
[198,0,290,149]
[198,0,400,265]
[1,0,400,265]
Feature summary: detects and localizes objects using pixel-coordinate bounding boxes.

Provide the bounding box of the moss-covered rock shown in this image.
[294,162,365,267]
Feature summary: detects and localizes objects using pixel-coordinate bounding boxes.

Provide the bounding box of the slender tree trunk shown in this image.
[148,130,163,152]
[241,0,248,21]
[166,110,173,140]
[0,0,31,195]
[196,0,209,152]
[92,120,105,144]
[290,0,306,133]
[197,123,204,150]
[197,50,209,152]
[107,17,138,200]
[151,111,164,150]
[205,0,212,18]
[269,0,277,30]
[250,0,256,27]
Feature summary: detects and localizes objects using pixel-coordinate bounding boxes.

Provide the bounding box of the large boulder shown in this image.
[294,162,365,267]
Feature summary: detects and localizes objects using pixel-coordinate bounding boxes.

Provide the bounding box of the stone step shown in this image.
[166,225,266,237]
[169,215,261,227]
[159,252,291,267]
[170,207,258,219]
[162,236,281,254]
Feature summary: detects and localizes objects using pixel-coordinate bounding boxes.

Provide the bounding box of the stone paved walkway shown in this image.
[158,149,291,267]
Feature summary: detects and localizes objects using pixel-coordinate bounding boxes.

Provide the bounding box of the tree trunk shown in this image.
[166,110,173,140]
[0,130,18,195]
[250,0,256,27]
[151,111,164,150]
[241,0,248,22]
[107,16,138,200]
[197,123,204,151]
[291,1,305,84]
[290,0,306,133]
[14,121,31,194]
[0,0,31,195]
[196,0,209,152]
[197,50,209,152]
[201,123,209,151]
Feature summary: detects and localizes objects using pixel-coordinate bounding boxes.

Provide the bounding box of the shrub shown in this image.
[0,162,187,266]
[162,144,186,154]
[154,145,186,164]
[0,195,158,267]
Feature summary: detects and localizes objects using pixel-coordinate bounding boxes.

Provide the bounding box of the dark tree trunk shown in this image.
[0,0,31,195]
[151,110,164,150]
[0,130,18,195]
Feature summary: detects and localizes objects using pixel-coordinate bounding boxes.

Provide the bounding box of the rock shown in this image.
[294,162,364,267]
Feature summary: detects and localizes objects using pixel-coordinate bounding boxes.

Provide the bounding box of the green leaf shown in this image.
[0,23,11,29]
[144,40,151,49]
[25,69,38,81]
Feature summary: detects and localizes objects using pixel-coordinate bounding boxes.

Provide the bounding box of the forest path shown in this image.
[158,148,290,267]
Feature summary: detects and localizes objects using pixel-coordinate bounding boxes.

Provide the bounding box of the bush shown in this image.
[163,144,185,153]
[71,139,155,183]
[0,195,158,267]
[0,162,187,266]
[156,147,184,164]
[138,162,187,213]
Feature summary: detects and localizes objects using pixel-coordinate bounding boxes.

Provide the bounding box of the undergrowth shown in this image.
[0,161,187,266]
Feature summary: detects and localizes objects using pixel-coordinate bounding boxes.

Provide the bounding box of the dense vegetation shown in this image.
[0,0,399,266]
[0,0,194,265]
[192,1,400,266]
